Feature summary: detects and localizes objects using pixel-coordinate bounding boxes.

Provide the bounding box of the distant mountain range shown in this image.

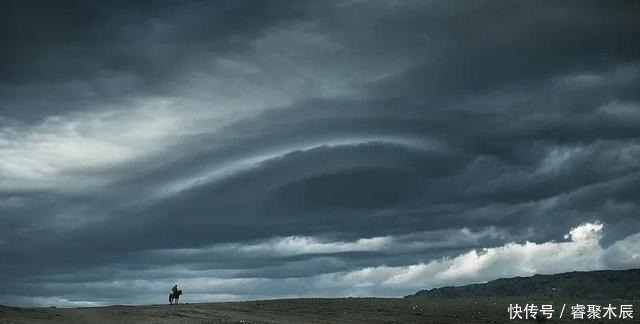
[406,269,640,300]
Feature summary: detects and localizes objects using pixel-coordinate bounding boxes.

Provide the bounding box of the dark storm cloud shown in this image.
[0,0,320,121]
[1,0,640,306]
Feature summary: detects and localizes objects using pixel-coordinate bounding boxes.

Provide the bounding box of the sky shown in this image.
[1,0,640,307]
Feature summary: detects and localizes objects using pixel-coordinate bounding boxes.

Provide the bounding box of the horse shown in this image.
[169,289,182,305]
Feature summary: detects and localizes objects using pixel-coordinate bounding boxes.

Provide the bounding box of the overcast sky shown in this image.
[1,0,640,307]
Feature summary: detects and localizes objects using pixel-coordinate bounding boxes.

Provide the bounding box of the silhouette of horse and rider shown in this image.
[169,284,182,305]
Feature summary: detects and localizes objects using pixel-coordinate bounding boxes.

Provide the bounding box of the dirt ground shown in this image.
[1,298,638,324]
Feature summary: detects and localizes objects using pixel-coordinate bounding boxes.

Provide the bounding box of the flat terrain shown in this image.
[1,298,638,324]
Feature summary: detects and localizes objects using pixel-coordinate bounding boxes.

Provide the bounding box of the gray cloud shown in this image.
[1,0,639,306]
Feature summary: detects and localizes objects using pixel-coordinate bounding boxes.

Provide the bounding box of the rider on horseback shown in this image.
[169,284,182,305]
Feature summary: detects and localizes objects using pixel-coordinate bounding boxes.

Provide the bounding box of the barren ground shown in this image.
[1,298,638,324]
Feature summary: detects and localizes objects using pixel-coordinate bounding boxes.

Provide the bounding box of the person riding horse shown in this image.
[169,284,182,305]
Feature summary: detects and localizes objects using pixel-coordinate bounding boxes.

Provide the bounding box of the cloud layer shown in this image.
[1,0,639,306]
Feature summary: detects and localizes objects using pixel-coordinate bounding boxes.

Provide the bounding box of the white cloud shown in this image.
[240,236,391,255]
[155,226,507,258]
[0,99,186,191]
[333,222,639,291]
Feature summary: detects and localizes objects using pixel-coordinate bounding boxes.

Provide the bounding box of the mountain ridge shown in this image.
[405,268,640,300]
